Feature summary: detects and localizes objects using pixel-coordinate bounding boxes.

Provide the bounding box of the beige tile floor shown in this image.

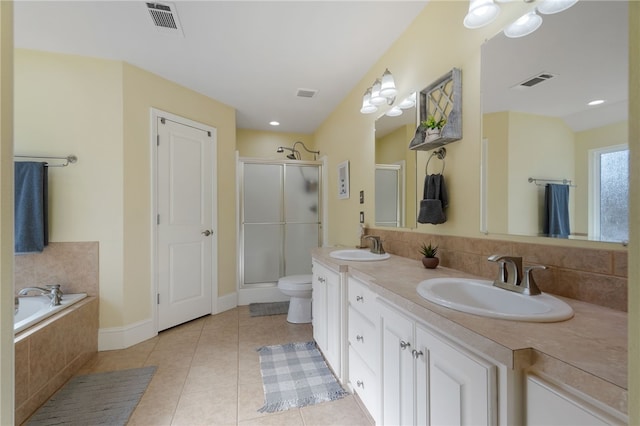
[75,307,374,426]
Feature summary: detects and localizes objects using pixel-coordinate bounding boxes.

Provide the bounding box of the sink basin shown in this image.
[329,249,391,262]
[417,278,573,322]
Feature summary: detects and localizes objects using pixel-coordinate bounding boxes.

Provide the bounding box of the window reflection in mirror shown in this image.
[374,105,417,228]
[481,0,628,243]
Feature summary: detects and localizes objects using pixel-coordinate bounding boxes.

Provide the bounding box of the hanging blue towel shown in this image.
[543,183,570,238]
[14,162,48,254]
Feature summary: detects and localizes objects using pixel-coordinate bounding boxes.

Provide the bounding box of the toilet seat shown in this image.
[277,274,312,291]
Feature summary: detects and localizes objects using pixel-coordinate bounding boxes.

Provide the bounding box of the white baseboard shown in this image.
[98,318,156,351]
[237,286,289,305]
[216,291,238,314]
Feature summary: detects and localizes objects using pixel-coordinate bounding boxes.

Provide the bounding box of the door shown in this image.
[156,115,216,331]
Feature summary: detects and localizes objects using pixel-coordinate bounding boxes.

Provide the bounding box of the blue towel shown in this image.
[543,183,570,238]
[14,162,48,254]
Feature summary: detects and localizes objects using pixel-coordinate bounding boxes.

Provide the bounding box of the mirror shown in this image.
[481,0,629,243]
[375,104,417,228]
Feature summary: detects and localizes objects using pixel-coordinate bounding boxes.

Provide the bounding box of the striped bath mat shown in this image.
[27,366,156,425]
[257,341,347,413]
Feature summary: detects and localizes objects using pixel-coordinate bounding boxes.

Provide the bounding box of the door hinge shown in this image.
[157,293,160,304]
[157,214,160,225]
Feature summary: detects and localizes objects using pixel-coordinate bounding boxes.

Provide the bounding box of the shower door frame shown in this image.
[237,156,323,304]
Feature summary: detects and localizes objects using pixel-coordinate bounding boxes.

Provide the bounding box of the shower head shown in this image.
[276,146,300,160]
[276,147,285,153]
[286,153,297,160]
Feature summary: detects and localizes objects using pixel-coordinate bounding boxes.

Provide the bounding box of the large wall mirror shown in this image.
[375,104,417,228]
[481,0,628,243]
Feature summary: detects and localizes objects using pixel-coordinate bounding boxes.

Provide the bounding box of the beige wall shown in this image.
[628,2,639,422]
[14,50,236,329]
[0,2,14,423]
[237,129,315,160]
[483,112,509,234]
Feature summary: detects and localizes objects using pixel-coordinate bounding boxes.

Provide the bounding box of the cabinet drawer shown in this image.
[349,345,379,423]
[348,277,377,320]
[348,307,378,370]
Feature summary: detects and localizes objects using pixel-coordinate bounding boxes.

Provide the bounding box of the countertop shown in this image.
[311,247,628,415]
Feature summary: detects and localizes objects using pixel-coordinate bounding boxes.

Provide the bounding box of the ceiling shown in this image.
[481,0,628,132]
[13,1,428,134]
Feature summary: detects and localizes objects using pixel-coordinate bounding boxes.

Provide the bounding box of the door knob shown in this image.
[201,230,213,236]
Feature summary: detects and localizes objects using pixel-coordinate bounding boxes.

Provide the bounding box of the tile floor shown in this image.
[75,307,374,425]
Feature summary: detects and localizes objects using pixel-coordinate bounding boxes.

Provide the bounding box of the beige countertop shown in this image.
[312,247,628,414]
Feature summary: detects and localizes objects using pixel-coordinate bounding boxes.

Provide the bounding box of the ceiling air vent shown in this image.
[514,72,556,89]
[146,2,184,36]
[296,88,318,98]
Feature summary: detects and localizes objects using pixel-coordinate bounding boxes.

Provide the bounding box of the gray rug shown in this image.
[257,341,347,413]
[249,301,289,317]
[27,366,156,425]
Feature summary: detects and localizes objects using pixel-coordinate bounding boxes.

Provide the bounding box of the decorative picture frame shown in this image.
[337,160,350,199]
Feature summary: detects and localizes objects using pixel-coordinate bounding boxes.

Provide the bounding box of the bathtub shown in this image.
[14,293,87,334]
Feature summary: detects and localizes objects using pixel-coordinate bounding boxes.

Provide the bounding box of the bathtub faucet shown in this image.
[18,285,63,306]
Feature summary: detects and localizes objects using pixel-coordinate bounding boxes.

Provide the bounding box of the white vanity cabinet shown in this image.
[311,261,344,381]
[380,300,497,426]
[526,375,624,425]
[347,276,381,423]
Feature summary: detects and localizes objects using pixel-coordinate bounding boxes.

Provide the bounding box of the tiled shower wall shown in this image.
[14,242,99,296]
[364,229,628,312]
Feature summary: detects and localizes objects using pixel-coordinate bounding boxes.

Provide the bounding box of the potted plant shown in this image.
[421,116,447,142]
[419,242,439,269]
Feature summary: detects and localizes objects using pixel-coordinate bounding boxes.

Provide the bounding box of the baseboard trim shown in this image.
[216,292,238,314]
[98,318,156,351]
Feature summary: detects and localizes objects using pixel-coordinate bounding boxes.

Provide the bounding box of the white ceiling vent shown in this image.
[146,2,184,36]
[296,88,318,98]
[513,72,556,89]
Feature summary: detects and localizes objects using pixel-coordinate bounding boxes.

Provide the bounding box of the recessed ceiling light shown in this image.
[269,121,280,126]
[587,99,605,106]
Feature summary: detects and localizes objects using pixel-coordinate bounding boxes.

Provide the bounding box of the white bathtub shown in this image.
[14,293,87,334]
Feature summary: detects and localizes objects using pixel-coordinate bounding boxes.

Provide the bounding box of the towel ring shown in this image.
[426,147,446,175]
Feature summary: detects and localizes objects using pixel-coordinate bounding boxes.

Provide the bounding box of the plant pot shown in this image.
[422,257,439,269]
[425,128,441,142]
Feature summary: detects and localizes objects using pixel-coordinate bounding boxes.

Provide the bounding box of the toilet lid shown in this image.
[278,274,312,286]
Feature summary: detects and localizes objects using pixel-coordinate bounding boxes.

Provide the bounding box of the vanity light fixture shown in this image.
[463,0,501,29]
[464,0,579,38]
[385,106,403,117]
[503,10,542,38]
[360,69,397,114]
[398,92,416,109]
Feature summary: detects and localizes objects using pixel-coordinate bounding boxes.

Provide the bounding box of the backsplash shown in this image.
[363,229,627,312]
[14,242,99,296]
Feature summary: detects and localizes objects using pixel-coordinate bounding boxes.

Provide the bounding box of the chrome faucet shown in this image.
[18,285,63,306]
[487,255,544,296]
[363,235,385,255]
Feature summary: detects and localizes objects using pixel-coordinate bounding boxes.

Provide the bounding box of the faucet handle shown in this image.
[522,265,546,295]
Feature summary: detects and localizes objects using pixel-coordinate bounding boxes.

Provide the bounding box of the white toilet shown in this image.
[277,274,313,324]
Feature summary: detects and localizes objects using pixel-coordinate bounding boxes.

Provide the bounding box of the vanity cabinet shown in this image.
[311,261,343,381]
[347,276,381,423]
[526,375,623,425]
[380,300,497,426]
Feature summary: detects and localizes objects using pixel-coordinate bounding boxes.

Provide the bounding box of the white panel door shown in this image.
[157,116,214,331]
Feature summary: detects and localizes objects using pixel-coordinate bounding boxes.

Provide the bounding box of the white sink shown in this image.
[329,249,391,262]
[417,278,574,322]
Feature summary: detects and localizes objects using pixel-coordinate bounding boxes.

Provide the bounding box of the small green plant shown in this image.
[419,242,438,258]
[421,116,447,130]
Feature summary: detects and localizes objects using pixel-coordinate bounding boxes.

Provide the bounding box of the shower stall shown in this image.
[238,158,322,301]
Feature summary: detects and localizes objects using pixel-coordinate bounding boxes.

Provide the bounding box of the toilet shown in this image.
[277,274,313,324]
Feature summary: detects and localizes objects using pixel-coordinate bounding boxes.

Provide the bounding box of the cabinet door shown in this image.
[381,303,416,426]
[417,325,497,426]
[325,268,341,373]
[312,262,327,353]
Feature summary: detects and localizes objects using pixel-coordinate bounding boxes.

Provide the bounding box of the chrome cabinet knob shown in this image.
[356,380,364,388]
[400,340,411,350]
[356,295,364,302]
[356,335,364,342]
[201,230,213,236]
[412,349,424,359]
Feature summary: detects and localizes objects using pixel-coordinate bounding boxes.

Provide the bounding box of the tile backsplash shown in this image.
[14,241,99,296]
[364,229,627,312]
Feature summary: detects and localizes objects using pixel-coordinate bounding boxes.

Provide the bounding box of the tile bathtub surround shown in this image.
[15,297,98,425]
[14,241,99,296]
[364,229,628,312]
